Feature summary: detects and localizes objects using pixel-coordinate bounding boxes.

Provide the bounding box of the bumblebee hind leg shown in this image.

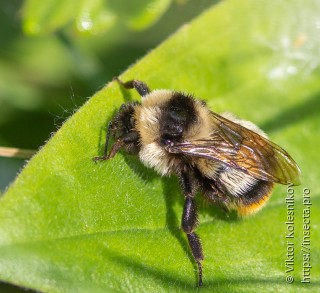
[179,172,204,287]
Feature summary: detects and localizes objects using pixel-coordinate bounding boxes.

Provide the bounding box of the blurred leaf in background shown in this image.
[22,0,173,35]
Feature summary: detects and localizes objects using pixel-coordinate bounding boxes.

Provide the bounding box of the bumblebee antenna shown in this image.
[114,77,150,97]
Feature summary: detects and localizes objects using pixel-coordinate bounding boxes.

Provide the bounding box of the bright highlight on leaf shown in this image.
[1,0,320,292]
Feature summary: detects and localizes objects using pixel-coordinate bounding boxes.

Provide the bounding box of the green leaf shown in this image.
[108,0,172,30]
[2,0,320,292]
[22,0,172,35]
[75,0,117,34]
[23,0,76,35]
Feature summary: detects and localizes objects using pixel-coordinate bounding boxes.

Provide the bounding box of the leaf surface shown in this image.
[1,0,319,292]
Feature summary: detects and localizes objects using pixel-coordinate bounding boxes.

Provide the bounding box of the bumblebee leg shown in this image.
[93,130,139,162]
[179,172,204,287]
[114,77,150,97]
[93,122,113,161]
[93,139,123,162]
[187,233,203,286]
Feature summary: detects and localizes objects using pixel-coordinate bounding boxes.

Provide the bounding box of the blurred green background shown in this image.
[0,1,214,291]
[0,0,214,193]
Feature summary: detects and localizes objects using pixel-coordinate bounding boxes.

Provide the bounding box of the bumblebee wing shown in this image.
[168,112,301,185]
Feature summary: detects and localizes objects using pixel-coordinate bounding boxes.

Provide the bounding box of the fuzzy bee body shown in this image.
[95,79,301,286]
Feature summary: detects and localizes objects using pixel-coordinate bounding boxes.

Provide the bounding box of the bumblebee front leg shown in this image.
[93,128,139,162]
[179,172,204,287]
[114,77,150,97]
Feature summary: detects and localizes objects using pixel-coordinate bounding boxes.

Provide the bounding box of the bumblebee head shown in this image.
[105,102,141,155]
[110,102,139,140]
[159,92,198,143]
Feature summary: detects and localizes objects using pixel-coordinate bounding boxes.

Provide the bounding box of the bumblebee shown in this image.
[94,78,301,286]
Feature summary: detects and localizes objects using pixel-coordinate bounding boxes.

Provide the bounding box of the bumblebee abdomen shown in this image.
[216,167,274,215]
[195,162,274,215]
[235,180,274,215]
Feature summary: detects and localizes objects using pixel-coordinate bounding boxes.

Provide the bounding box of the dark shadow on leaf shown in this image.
[117,82,136,103]
[161,177,198,281]
[0,282,37,293]
[94,111,117,158]
[197,197,239,222]
[161,176,240,283]
[122,154,159,182]
[261,92,320,133]
[103,247,196,288]
[103,247,320,290]
[117,156,240,283]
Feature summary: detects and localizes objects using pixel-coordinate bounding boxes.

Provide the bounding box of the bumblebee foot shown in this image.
[92,156,108,162]
[196,260,203,287]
